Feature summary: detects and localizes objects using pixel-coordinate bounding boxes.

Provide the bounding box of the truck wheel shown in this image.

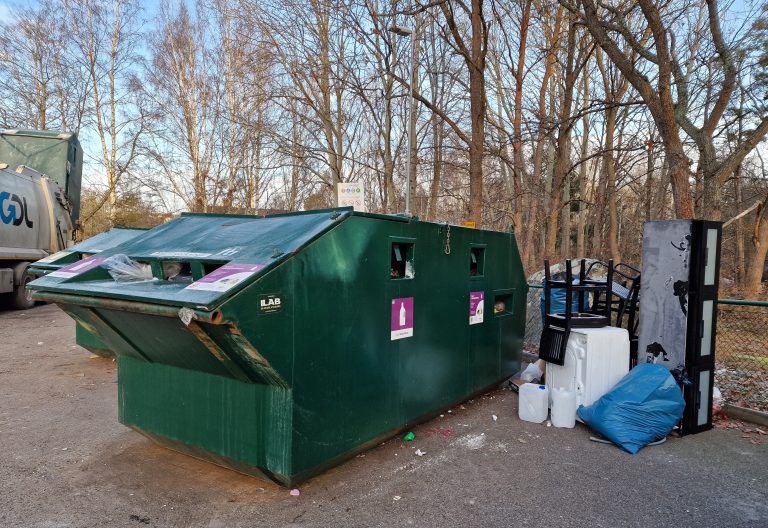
[12,270,35,310]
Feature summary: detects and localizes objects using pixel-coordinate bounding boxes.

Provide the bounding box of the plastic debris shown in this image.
[393,496,402,501]
[415,449,425,456]
[289,489,300,496]
[178,307,195,326]
[713,386,722,404]
[520,361,543,383]
[103,254,154,282]
[402,432,415,442]
[492,415,498,422]
[712,386,723,414]
[546,421,552,427]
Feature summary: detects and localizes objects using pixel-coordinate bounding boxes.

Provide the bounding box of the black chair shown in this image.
[583,261,641,367]
[539,259,613,365]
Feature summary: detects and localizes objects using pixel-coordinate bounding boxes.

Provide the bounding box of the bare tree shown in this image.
[544,12,591,260]
[67,0,144,224]
[142,1,221,212]
[564,0,768,221]
[0,0,89,131]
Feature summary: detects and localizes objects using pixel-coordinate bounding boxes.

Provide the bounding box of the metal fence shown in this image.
[522,287,768,413]
[716,300,768,413]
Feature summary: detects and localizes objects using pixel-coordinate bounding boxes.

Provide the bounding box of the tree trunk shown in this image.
[522,5,562,270]
[576,68,590,257]
[561,172,571,258]
[666,144,695,219]
[735,165,745,286]
[544,14,578,261]
[383,77,395,213]
[467,0,486,226]
[427,116,443,221]
[644,141,656,222]
[746,195,768,296]
[604,106,621,263]
[511,0,531,232]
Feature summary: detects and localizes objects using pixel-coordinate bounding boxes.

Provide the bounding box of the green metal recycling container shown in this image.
[29,227,148,358]
[29,208,527,486]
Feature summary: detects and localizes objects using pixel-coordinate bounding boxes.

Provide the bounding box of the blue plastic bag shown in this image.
[577,364,685,454]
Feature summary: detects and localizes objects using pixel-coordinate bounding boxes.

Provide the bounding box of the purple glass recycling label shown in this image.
[469,291,485,325]
[48,257,106,279]
[185,263,265,292]
[391,297,414,340]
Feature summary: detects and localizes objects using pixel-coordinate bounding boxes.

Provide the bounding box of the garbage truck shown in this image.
[0,129,82,308]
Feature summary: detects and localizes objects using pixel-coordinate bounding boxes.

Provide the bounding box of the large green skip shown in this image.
[29,208,527,486]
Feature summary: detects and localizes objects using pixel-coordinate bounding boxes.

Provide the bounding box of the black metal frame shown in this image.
[681,220,722,435]
[584,261,642,367]
[539,259,613,365]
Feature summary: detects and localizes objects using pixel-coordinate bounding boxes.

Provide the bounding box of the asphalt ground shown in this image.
[1,304,766,528]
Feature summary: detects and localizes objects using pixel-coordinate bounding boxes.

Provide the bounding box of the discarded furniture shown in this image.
[583,261,641,367]
[637,220,722,435]
[539,259,612,365]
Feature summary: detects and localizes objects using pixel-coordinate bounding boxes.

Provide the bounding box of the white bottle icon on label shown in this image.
[399,302,406,326]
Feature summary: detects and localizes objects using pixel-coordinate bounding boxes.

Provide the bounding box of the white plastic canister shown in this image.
[518,383,549,423]
[551,387,577,428]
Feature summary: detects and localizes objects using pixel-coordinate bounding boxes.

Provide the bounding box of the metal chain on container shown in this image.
[444,224,451,255]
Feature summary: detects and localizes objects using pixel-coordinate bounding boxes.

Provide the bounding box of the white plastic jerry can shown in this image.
[518,383,549,423]
[550,387,577,428]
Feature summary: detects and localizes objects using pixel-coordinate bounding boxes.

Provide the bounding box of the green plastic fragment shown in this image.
[403,432,415,442]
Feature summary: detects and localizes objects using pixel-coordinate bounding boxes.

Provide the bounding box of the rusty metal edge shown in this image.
[32,291,223,324]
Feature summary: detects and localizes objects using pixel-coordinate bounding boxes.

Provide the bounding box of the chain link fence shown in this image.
[716,300,768,413]
[523,283,543,353]
[522,288,767,413]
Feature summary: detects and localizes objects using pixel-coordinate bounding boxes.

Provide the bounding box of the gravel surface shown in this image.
[1,304,767,528]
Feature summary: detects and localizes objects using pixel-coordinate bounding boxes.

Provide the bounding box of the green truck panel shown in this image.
[0,129,82,221]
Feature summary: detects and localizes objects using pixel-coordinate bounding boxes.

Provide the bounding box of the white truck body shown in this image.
[0,130,81,308]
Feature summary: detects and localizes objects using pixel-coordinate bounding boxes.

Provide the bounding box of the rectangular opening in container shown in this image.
[390,242,414,279]
[470,247,485,276]
[162,261,193,283]
[494,293,514,316]
[203,262,225,276]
